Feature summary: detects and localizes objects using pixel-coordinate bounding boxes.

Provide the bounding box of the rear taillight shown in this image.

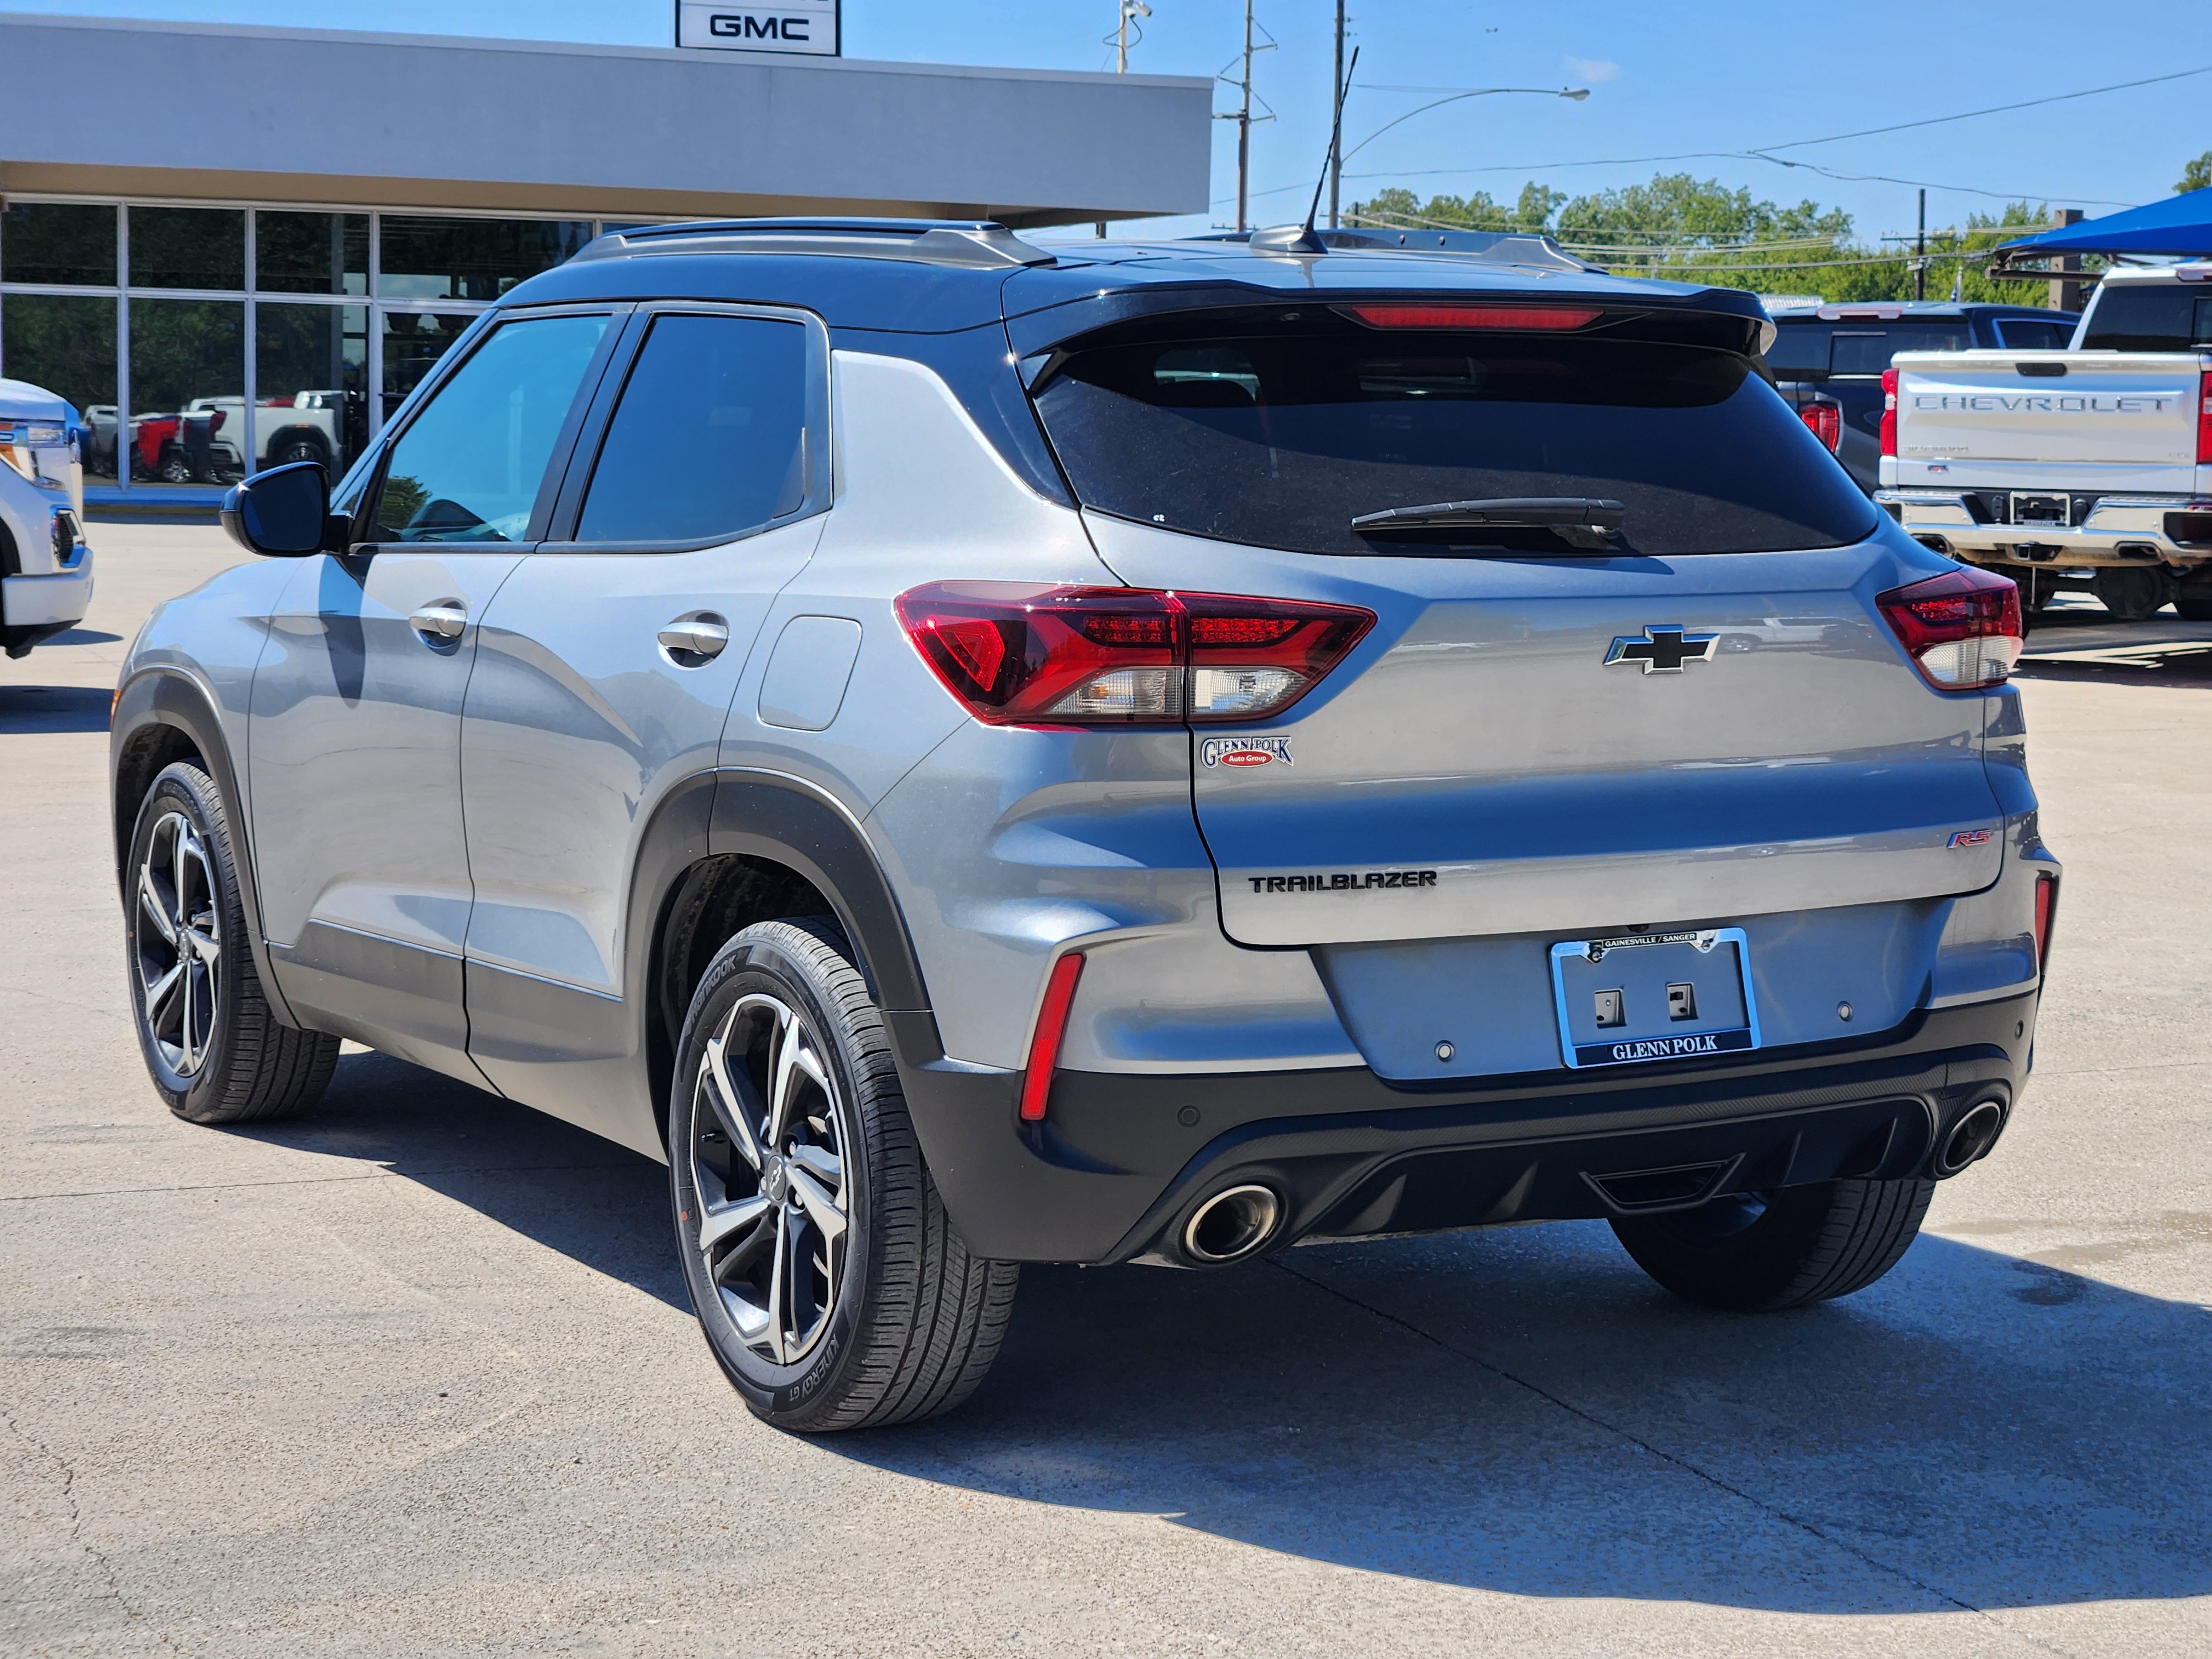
[1799,401,1841,453]
[1876,565,2023,691]
[1019,953,1086,1123]
[895,583,1375,726]
[1345,302,1603,331]
[2033,873,2058,974]
[1880,367,1899,458]
[2197,369,2211,465]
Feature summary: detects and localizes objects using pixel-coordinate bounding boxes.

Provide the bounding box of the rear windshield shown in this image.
[1767,320,1974,378]
[1030,320,1878,557]
[2079,285,2212,352]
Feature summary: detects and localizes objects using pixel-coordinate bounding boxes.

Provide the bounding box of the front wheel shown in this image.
[2091,565,2174,621]
[2174,583,2212,623]
[670,919,1018,1431]
[124,761,339,1123]
[1610,1177,1934,1312]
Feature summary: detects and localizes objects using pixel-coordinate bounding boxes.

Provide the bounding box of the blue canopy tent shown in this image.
[1995,188,2212,260]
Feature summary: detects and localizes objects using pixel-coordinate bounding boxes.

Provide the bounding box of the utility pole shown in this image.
[1914,188,1927,301]
[2049,207,2086,311]
[1098,2,1150,238]
[1237,0,1255,232]
[1328,1,1346,229]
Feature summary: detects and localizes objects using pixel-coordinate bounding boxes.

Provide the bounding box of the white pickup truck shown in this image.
[1876,264,2212,619]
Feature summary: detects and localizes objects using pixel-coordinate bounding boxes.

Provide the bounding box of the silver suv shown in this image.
[111,220,2058,1431]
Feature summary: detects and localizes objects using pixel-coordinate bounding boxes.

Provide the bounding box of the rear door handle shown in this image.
[658,613,729,664]
[409,602,468,643]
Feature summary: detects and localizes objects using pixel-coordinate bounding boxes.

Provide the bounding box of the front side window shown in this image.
[573,313,808,544]
[370,314,608,543]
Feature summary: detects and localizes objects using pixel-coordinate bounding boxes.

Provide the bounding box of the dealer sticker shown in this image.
[1201,737,1293,769]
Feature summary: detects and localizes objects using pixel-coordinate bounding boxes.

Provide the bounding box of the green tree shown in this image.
[2179,151,2212,194]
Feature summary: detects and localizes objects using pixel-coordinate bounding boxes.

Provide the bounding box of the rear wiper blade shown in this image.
[1350,496,1625,551]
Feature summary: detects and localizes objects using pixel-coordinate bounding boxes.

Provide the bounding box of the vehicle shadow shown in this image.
[0,684,114,733]
[265,1050,2211,1616]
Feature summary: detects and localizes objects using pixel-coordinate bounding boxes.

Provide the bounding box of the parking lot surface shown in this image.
[3,523,2208,1657]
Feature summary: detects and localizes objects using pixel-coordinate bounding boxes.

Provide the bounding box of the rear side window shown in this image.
[1030,320,1877,557]
[2079,286,2212,352]
[574,313,808,544]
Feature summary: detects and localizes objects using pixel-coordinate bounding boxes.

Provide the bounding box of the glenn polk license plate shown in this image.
[1548,928,1762,1070]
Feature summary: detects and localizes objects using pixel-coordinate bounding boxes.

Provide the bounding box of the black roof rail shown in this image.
[573,218,1056,270]
[1191,226,1603,273]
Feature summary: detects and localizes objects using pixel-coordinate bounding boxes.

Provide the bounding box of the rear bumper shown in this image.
[1876,490,2212,566]
[891,989,2037,1264]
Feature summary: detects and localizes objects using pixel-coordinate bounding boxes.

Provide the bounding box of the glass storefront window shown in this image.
[255,212,369,295]
[0,294,119,481]
[382,310,483,424]
[129,298,243,484]
[377,217,594,301]
[1,203,117,286]
[257,303,368,474]
[129,207,246,291]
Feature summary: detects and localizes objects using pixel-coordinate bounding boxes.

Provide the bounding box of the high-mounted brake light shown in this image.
[1019,953,1086,1123]
[2033,873,2059,974]
[1880,367,1900,458]
[1345,302,1603,331]
[2197,369,2211,465]
[1876,565,2023,691]
[895,583,1375,727]
[1798,402,1841,453]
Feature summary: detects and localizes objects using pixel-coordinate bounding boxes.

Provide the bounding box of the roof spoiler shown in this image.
[574,218,1057,270]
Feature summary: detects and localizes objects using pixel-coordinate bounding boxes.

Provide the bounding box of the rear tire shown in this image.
[123,762,340,1124]
[2174,585,2212,623]
[1610,1177,1934,1312]
[670,918,1018,1431]
[2091,565,2173,621]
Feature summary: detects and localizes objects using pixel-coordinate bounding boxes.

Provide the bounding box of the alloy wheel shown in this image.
[135,810,222,1078]
[688,993,852,1364]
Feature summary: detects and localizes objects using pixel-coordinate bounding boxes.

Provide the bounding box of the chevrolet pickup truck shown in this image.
[1875,265,2212,620]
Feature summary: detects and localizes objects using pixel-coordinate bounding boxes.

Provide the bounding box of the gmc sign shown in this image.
[677,0,839,55]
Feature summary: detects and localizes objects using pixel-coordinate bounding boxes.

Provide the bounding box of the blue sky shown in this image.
[14,1,2210,239]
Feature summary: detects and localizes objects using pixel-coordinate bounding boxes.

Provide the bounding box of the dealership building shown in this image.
[0,13,1211,502]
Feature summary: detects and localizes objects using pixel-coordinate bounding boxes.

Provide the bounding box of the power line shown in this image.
[1742,64,2212,156]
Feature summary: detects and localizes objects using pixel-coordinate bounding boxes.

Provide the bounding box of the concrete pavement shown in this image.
[1,523,2206,1656]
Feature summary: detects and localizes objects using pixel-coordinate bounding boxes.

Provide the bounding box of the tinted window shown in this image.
[1995,319,2072,351]
[128,207,244,291]
[2079,285,2212,351]
[1031,320,1877,558]
[574,314,808,544]
[1763,322,1832,378]
[0,203,116,286]
[377,216,594,301]
[254,211,369,295]
[1828,324,1969,375]
[371,314,608,543]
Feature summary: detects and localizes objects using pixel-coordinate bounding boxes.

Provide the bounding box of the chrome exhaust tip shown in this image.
[1934,1099,2006,1178]
[1181,1184,1282,1265]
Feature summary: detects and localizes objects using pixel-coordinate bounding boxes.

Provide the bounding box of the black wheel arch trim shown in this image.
[109,666,301,1029]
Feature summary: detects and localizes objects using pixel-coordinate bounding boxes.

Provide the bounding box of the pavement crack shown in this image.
[4,1411,180,1655]
[1270,1257,2074,1657]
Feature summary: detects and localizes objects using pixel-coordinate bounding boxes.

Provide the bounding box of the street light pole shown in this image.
[1237,0,1255,232]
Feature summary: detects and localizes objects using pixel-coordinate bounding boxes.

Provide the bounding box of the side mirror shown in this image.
[221,461,347,557]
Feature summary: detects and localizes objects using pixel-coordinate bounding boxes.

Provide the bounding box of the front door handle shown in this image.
[409,601,468,643]
[658,613,729,664]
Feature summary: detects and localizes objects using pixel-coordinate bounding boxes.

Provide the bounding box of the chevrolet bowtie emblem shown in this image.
[1604,625,1719,674]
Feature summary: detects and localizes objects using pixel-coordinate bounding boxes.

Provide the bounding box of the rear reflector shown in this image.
[1876,565,2023,691]
[1019,953,1086,1123]
[2033,873,2058,974]
[1345,302,1603,331]
[1798,401,1841,453]
[896,583,1375,727]
[1880,367,1899,458]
